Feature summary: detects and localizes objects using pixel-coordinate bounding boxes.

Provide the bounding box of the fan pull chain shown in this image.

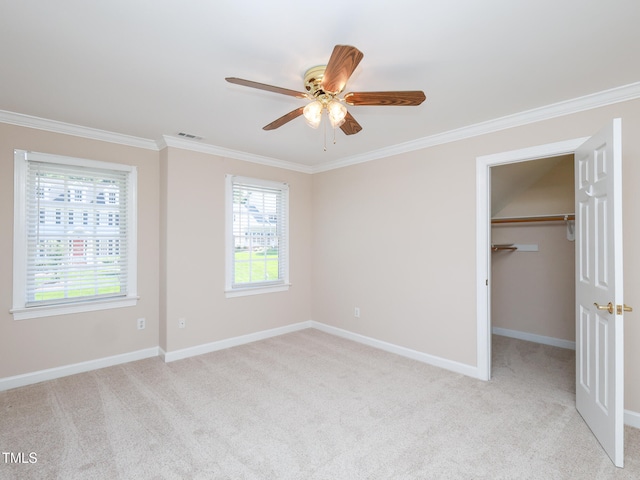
[320,109,339,151]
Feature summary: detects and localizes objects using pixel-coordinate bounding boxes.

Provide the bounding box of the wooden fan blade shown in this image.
[263,107,305,130]
[340,112,362,135]
[226,77,307,98]
[344,91,426,106]
[322,45,364,95]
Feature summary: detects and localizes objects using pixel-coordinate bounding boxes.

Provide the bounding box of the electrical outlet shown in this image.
[354,307,360,318]
[178,318,186,329]
[137,318,146,330]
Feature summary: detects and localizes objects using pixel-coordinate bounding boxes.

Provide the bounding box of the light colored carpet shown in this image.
[1,329,639,479]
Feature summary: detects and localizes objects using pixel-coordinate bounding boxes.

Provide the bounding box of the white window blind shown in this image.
[226,175,289,296]
[13,150,138,318]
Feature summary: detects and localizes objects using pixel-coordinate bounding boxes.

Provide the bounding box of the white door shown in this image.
[575,118,625,467]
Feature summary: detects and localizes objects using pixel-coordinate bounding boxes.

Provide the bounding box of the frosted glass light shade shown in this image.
[303,100,323,129]
[327,100,347,128]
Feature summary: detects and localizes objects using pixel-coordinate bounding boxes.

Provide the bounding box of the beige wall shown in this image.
[492,224,575,340]
[494,155,575,218]
[311,98,640,413]
[0,123,160,378]
[160,147,312,352]
[312,145,479,364]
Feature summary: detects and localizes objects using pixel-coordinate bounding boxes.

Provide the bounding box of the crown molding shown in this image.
[311,81,640,173]
[158,136,314,174]
[0,110,158,150]
[3,81,639,174]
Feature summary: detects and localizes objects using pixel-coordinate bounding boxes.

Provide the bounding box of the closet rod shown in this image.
[492,214,575,224]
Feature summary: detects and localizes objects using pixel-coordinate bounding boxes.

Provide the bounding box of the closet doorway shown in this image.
[490,155,576,352]
[476,122,626,467]
[474,136,587,380]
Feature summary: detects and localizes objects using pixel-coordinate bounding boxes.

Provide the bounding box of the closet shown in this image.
[490,155,575,348]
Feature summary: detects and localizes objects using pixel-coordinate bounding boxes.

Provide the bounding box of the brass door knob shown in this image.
[594,302,614,314]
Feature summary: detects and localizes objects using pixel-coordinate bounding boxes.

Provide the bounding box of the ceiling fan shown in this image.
[225,45,426,136]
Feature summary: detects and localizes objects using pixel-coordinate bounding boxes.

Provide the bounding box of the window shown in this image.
[225,175,289,297]
[12,150,137,319]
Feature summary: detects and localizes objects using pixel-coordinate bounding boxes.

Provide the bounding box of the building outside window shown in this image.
[12,150,137,319]
[225,175,289,297]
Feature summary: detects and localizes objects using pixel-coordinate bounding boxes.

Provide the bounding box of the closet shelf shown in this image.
[491,244,518,252]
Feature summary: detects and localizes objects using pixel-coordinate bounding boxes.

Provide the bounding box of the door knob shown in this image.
[594,302,614,314]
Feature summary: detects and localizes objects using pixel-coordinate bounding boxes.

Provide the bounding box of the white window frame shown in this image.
[12,150,138,320]
[225,174,290,298]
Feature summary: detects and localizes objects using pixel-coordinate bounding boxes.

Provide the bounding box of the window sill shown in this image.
[225,283,290,298]
[11,296,139,320]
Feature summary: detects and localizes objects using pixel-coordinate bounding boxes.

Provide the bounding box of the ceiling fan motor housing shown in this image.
[304,65,329,98]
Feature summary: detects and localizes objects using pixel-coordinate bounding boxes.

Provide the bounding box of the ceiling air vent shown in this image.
[177,132,203,141]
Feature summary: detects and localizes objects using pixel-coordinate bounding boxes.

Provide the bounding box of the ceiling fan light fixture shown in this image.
[226,45,425,137]
[303,100,323,129]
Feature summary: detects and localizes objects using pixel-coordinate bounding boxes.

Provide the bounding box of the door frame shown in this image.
[475,137,588,381]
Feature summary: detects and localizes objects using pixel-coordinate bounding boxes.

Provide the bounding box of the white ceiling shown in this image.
[1,1,639,170]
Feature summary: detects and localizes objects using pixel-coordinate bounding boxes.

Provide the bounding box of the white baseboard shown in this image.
[310,321,479,378]
[493,326,576,350]
[2,321,638,428]
[161,321,312,363]
[625,409,640,429]
[0,347,159,392]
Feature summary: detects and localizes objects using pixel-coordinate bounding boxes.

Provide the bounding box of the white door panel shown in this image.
[575,118,624,467]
